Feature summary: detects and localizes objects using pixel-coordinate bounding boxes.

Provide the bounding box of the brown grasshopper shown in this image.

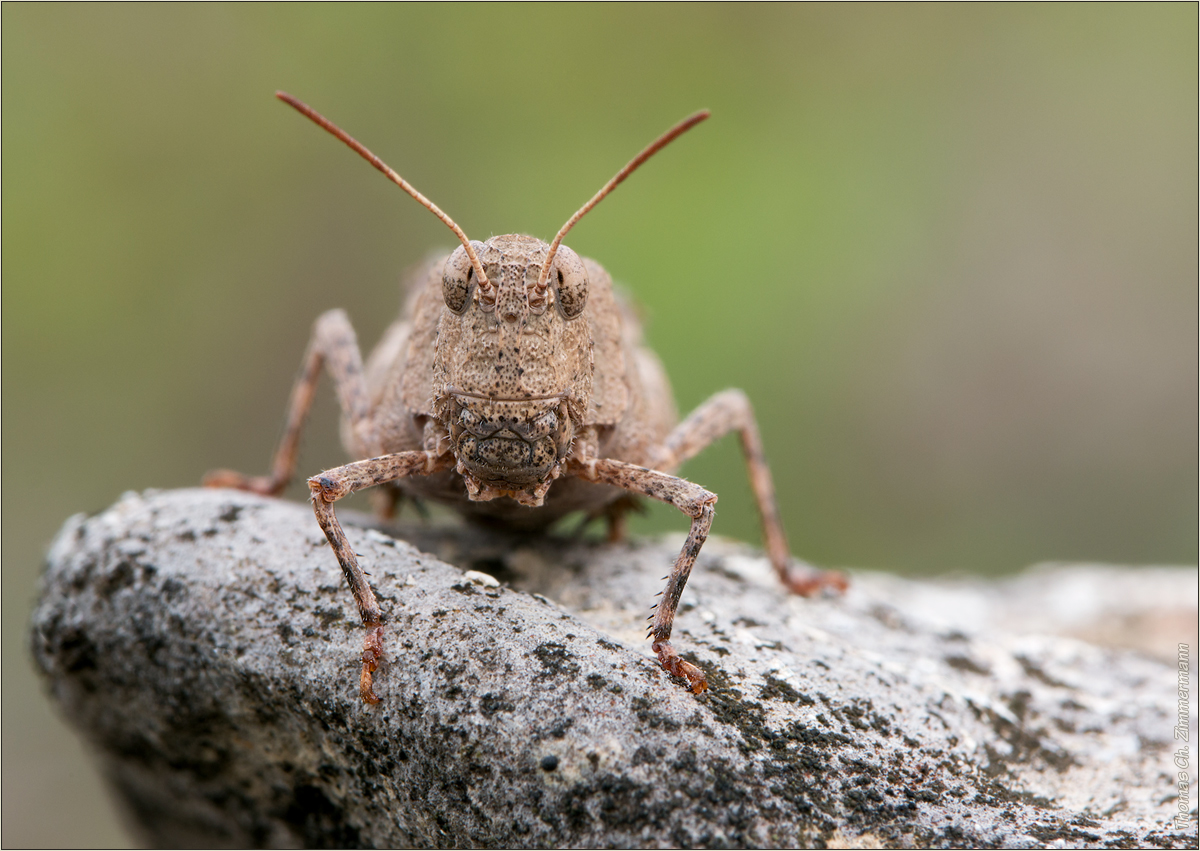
[206,92,847,704]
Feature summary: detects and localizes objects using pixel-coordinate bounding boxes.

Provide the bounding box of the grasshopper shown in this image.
[206,92,846,704]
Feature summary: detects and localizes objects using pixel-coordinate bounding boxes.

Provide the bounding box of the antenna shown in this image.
[276,91,491,293]
[536,109,711,291]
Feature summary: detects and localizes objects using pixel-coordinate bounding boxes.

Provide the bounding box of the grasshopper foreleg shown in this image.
[572,457,717,694]
[308,450,449,703]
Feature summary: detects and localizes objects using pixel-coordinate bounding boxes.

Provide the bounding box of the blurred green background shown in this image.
[3,5,1195,846]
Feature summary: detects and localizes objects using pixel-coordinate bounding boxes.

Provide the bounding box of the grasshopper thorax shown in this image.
[434,235,593,506]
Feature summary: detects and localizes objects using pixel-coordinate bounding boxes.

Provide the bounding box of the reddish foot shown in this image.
[784,567,849,597]
[202,469,282,496]
[360,625,385,705]
[654,640,708,694]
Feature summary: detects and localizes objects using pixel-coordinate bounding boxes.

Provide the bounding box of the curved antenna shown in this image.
[536,109,711,291]
[276,91,491,292]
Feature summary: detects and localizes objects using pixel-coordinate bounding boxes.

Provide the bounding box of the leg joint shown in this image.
[682,490,718,518]
[308,474,347,502]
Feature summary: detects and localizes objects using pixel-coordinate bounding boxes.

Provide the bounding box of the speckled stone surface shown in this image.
[31,488,1197,848]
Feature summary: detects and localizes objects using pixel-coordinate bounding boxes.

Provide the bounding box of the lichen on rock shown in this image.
[30,488,1197,848]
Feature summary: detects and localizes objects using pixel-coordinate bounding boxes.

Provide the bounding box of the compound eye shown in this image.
[550,245,588,319]
[442,244,481,314]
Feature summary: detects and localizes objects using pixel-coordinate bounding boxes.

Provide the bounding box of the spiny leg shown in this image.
[204,308,373,495]
[654,389,846,596]
[308,450,448,703]
[572,457,716,693]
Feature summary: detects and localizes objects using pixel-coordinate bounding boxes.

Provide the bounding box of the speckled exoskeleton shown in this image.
[206,92,846,703]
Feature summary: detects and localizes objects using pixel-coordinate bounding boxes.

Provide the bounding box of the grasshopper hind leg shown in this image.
[655,389,847,596]
[204,309,374,497]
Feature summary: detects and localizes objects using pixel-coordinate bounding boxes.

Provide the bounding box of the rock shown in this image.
[30,488,1196,848]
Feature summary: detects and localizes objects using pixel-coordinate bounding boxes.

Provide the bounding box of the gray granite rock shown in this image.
[30,488,1197,848]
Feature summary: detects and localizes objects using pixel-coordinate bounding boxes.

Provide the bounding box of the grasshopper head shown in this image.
[434,234,592,506]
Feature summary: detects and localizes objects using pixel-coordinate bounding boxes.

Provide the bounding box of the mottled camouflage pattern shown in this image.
[361,239,671,528]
